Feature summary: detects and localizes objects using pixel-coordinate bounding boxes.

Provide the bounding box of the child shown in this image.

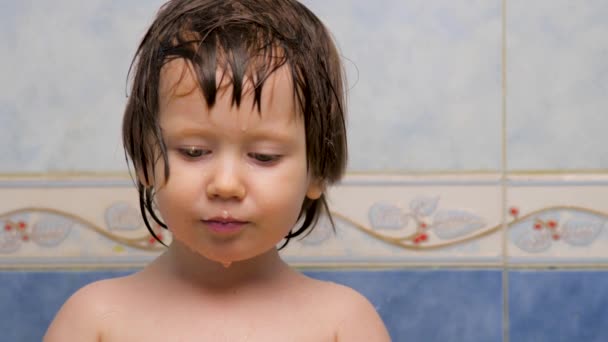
[44,0,390,340]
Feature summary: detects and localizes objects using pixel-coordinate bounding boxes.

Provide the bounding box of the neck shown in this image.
[152,240,293,292]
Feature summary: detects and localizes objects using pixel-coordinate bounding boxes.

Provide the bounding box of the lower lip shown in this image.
[204,221,246,234]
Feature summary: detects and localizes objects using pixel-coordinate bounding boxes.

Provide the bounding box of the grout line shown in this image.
[501,0,510,341]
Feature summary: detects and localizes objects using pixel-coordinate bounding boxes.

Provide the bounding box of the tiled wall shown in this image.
[2,0,608,341]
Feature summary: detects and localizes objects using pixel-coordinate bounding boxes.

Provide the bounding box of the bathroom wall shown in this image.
[2,0,608,341]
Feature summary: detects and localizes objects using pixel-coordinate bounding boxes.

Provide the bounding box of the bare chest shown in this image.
[100,296,337,342]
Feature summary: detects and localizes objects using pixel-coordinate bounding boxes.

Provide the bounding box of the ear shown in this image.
[306,178,325,200]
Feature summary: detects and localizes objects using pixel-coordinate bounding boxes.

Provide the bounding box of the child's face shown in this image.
[152,59,322,265]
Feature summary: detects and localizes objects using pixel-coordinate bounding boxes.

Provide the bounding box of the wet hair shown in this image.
[123,0,347,249]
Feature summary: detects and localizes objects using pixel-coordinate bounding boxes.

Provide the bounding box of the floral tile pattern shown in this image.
[0,175,504,267]
[0,182,163,267]
[5,174,608,267]
[507,175,608,264]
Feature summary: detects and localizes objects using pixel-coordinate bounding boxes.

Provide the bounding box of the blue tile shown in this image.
[509,271,608,341]
[1,269,503,342]
[306,269,503,342]
[0,270,134,342]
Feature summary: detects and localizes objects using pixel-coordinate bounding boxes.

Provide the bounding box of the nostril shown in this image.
[206,180,246,199]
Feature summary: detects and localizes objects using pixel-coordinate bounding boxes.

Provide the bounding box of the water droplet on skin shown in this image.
[221,261,232,268]
[240,118,249,131]
[239,109,251,132]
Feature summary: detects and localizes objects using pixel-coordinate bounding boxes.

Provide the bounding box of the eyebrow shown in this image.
[167,127,298,144]
[166,127,213,137]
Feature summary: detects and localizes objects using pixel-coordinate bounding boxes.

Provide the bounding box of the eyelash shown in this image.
[178,147,210,159]
[177,148,281,164]
[248,153,281,164]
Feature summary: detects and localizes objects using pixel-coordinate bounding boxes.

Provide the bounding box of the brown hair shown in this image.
[123,0,347,248]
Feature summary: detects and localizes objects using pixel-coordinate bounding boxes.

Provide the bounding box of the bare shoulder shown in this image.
[304,276,392,341]
[43,275,132,342]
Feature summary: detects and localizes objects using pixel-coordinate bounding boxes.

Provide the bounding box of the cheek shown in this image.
[153,157,202,198]
[154,188,179,227]
[256,170,310,222]
[154,176,201,224]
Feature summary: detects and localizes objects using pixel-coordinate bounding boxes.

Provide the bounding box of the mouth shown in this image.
[202,217,248,234]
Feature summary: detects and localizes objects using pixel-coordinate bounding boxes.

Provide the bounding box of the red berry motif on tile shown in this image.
[547,220,557,229]
[534,223,542,230]
[22,235,29,242]
[552,234,560,241]
[510,207,519,217]
[413,233,429,244]
[18,221,26,230]
[4,224,11,231]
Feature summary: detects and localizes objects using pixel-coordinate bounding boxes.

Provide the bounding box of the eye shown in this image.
[248,153,281,164]
[178,147,210,159]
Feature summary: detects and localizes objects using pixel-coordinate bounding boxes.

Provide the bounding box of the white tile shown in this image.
[1,0,502,174]
[507,0,608,170]
[1,1,164,173]
[303,0,502,171]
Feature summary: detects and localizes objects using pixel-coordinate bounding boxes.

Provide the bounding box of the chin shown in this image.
[185,243,257,265]
[173,234,279,265]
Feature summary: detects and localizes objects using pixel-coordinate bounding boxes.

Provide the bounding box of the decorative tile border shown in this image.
[283,174,503,266]
[3,173,608,268]
[0,174,503,268]
[506,175,608,265]
[0,185,163,268]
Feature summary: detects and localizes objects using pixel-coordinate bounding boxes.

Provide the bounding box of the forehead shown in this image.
[159,59,199,98]
[158,58,297,118]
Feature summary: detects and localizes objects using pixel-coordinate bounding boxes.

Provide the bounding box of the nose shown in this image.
[206,157,246,200]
